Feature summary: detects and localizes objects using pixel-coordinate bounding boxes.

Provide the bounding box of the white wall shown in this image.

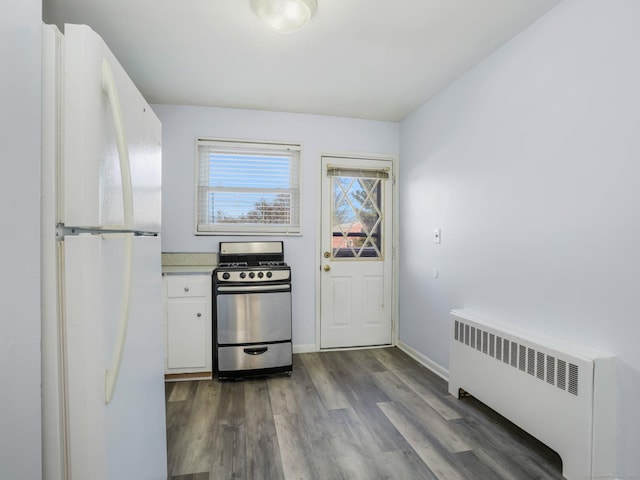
[154,105,399,347]
[0,0,42,478]
[399,0,640,475]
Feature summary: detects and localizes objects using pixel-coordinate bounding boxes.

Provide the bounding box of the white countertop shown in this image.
[161,252,216,275]
[162,265,214,275]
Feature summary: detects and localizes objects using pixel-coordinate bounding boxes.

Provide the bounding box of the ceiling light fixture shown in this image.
[250,0,318,34]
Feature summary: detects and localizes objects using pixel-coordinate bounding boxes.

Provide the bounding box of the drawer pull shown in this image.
[244,347,268,356]
[196,313,202,317]
[184,287,189,292]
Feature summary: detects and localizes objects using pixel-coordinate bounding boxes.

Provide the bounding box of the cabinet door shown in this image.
[166,298,208,370]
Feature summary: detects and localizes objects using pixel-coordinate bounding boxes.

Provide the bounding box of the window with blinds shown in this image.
[195,139,301,235]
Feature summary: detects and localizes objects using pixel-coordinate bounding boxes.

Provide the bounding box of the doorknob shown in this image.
[323,265,331,272]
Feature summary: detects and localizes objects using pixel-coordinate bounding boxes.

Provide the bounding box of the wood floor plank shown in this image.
[327,407,382,454]
[467,448,521,480]
[325,408,435,480]
[216,380,245,420]
[244,379,285,480]
[165,381,175,401]
[326,436,386,480]
[268,355,324,415]
[341,348,389,374]
[327,357,442,455]
[330,364,391,406]
[170,473,209,480]
[314,350,361,376]
[267,355,316,416]
[390,367,463,421]
[347,398,415,453]
[166,382,199,475]
[371,347,422,371]
[377,401,463,480]
[274,412,355,480]
[373,370,473,453]
[374,450,440,480]
[171,381,221,476]
[209,418,246,480]
[166,400,190,476]
[208,381,247,479]
[274,413,319,480]
[266,374,299,416]
[168,381,197,402]
[451,450,509,480]
[299,352,352,410]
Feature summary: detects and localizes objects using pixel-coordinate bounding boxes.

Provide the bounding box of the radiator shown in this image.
[448,309,615,480]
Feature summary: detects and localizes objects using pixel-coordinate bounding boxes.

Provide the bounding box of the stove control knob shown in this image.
[239,272,246,279]
[258,272,264,278]
[249,272,255,279]
[266,271,273,278]
[222,272,231,280]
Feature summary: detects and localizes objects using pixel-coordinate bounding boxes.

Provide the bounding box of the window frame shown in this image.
[194,138,302,236]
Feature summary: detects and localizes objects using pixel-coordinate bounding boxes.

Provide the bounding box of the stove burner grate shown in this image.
[258,260,287,267]
[217,262,248,268]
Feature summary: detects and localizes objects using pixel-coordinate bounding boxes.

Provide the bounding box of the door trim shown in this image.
[315,151,399,351]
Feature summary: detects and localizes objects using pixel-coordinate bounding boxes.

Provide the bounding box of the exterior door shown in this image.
[320,155,394,349]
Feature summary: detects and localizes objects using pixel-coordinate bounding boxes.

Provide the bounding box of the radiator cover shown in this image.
[448,309,615,480]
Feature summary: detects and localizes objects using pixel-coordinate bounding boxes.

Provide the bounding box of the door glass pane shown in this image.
[331,176,383,259]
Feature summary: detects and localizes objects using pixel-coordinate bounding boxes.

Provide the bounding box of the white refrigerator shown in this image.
[41,24,167,480]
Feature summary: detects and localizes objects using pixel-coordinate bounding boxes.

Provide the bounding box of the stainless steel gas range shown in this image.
[213,241,292,379]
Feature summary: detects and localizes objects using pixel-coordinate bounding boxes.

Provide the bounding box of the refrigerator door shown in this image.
[62,234,167,480]
[62,24,161,232]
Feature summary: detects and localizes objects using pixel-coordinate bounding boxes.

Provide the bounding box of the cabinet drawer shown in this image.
[166,276,210,298]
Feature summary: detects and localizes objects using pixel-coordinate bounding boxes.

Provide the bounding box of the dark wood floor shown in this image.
[165,347,563,480]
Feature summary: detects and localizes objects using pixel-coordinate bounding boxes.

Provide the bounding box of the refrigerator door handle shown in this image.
[101,58,134,229]
[105,233,134,403]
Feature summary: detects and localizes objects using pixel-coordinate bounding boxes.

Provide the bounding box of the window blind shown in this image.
[326,166,389,179]
[195,139,301,235]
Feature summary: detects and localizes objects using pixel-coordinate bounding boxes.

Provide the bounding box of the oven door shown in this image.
[216,284,292,344]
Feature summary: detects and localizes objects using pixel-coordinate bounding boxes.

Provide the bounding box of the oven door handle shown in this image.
[216,284,290,293]
[244,346,269,356]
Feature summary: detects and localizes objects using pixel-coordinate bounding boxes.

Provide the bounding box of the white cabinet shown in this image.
[163,274,212,378]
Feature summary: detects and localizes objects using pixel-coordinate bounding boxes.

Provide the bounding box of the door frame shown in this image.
[315,151,399,351]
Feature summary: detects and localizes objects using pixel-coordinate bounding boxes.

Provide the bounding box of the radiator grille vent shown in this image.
[536,351,545,380]
[557,360,567,390]
[568,363,579,396]
[547,356,555,385]
[454,320,579,396]
[527,348,535,376]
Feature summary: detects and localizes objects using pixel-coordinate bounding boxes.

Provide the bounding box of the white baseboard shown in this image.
[396,340,449,382]
[292,344,317,354]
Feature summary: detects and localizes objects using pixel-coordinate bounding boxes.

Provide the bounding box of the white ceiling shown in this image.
[43,0,561,122]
